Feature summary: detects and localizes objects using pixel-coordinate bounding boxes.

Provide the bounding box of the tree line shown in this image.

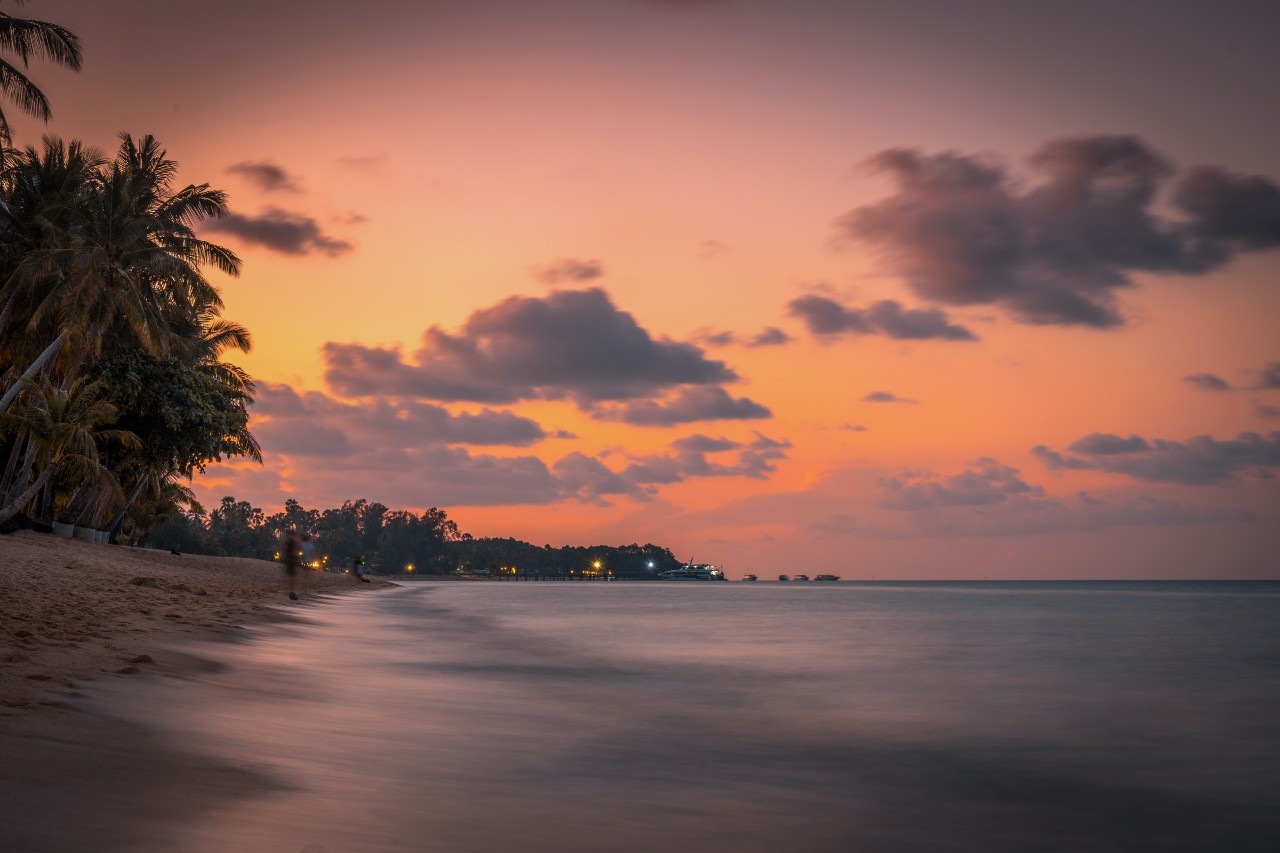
[149,497,683,578]
[0,7,259,539]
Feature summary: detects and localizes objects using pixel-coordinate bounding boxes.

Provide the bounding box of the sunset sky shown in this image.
[17,0,1280,577]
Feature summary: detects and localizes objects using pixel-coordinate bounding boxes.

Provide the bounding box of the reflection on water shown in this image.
[96,582,1280,852]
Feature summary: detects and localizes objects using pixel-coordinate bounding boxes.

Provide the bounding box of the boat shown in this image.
[657,562,726,581]
[741,574,757,582]
[793,574,810,582]
[813,574,840,582]
[778,574,790,582]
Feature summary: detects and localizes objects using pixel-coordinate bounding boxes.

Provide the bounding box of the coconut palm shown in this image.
[0,134,242,414]
[0,376,137,525]
[0,137,103,402]
[0,0,82,146]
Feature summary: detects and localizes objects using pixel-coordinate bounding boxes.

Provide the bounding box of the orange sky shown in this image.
[16,0,1280,577]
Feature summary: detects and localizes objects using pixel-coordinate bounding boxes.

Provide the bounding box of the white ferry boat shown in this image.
[657,563,726,581]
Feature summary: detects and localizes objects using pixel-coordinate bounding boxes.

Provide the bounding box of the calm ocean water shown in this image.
[96,581,1280,852]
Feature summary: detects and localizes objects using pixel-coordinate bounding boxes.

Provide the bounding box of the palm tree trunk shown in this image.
[0,429,25,497]
[0,329,68,415]
[2,438,37,507]
[0,465,53,525]
[107,473,150,535]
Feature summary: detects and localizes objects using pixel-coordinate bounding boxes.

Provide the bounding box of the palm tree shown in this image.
[0,136,103,407]
[0,0,82,146]
[0,134,242,414]
[0,376,137,525]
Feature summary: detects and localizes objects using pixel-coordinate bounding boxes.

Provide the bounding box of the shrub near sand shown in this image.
[0,530,389,712]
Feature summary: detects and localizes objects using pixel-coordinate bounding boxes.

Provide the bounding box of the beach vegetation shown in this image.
[0,130,257,536]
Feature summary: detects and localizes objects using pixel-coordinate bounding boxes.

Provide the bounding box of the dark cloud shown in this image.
[205,209,354,256]
[254,382,546,448]
[227,161,301,193]
[1183,373,1233,391]
[254,421,353,457]
[748,327,792,347]
[840,424,868,432]
[323,288,740,407]
[534,257,605,285]
[322,343,520,404]
[1068,433,1151,455]
[593,385,771,426]
[788,296,976,341]
[1256,361,1280,389]
[877,458,1042,510]
[1253,400,1280,420]
[692,327,793,348]
[862,391,918,404]
[1034,431,1280,485]
[671,434,740,453]
[841,135,1280,327]
[254,418,789,508]
[1175,166,1280,250]
[618,431,791,493]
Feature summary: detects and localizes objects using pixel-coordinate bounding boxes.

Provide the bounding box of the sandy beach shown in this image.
[0,529,391,852]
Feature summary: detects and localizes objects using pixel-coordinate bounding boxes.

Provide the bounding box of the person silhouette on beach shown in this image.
[283,530,303,600]
[299,533,315,595]
[353,555,370,583]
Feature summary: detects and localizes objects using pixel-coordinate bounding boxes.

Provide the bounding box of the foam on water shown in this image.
[93,581,1280,852]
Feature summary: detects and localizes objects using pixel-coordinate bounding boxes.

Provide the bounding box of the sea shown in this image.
[92,580,1280,852]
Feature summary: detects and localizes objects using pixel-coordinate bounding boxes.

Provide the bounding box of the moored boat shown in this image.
[741,574,757,582]
[778,574,790,582]
[813,574,840,582]
[793,574,810,582]
[657,562,726,581]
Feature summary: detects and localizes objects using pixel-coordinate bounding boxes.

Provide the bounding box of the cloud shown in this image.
[1256,361,1280,390]
[249,396,790,507]
[1183,373,1233,391]
[534,257,605,285]
[840,424,868,432]
[841,135,1280,327]
[877,458,1042,510]
[253,382,547,449]
[862,391,918,404]
[205,209,354,256]
[699,239,729,257]
[1253,400,1280,420]
[788,295,976,341]
[1033,431,1280,485]
[847,493,1255,538]
[592,385,771,426]
[748,327,792,347]
[323,288,742,408]
[618,431,791,492]
[691,326,793,348]
[227,161,302,193]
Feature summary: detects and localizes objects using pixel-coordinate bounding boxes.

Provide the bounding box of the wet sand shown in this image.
[0,530,392,852]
